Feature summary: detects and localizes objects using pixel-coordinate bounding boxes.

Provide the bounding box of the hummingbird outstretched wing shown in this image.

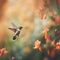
[11,23,17,29]
[18,26,23,30]
[8,28,17,32]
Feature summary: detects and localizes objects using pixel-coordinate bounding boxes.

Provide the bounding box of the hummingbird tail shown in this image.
[13,36,16,40]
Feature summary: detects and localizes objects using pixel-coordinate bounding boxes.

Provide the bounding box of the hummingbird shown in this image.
[8,23,23,40]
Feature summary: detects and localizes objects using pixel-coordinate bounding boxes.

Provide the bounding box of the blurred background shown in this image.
[0,0,60,60]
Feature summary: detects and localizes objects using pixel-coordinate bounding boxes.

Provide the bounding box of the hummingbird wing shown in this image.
[11,23,17,29]
[8,28,17,32]
[17,26,23,30]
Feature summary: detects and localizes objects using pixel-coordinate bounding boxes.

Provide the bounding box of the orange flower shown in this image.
[4,50,8,54]
[45,32,50,41]
[0,48,8,57]
[34,40,42,52]
[51,40,56,46]
[42,28,50,43]
[34,40,41,49]
[1,48,6,52]
[56,42,60,50]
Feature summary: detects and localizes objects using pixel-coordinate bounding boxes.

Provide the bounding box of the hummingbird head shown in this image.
[19,26,23,30]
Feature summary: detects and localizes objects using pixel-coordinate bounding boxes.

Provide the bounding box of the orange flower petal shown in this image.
[39,47,42,52]
[43,14,47,19]
[45,33,50,40]
[4,50,8,54]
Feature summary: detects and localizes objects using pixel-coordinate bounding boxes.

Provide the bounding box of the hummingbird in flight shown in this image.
[8,23,23,40]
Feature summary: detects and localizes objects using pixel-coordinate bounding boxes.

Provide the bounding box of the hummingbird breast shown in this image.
[15,31,20,36]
